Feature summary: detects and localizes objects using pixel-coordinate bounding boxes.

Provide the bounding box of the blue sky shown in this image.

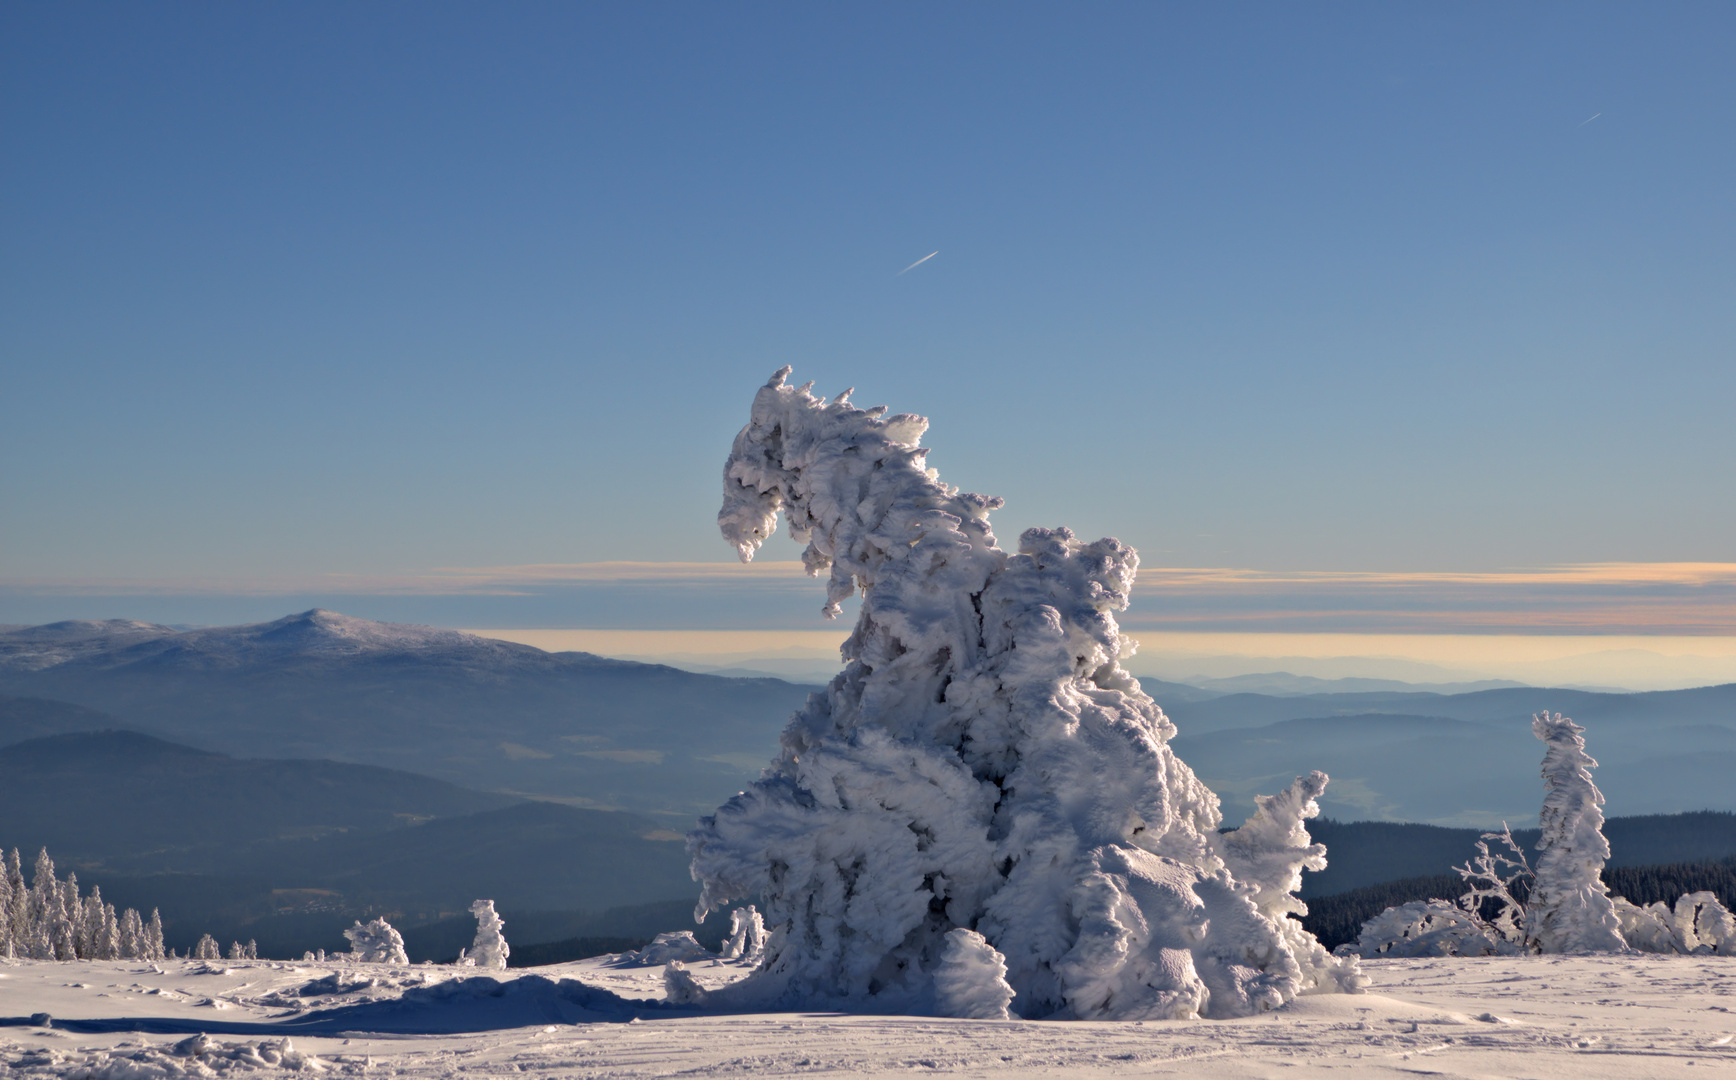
[3,2,1733,637]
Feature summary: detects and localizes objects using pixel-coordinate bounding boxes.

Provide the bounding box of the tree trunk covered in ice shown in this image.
[1527,712,1627,954]
[688,369,1362,1019]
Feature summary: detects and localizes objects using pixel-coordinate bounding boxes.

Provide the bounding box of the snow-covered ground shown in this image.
[3,952,1733,1077]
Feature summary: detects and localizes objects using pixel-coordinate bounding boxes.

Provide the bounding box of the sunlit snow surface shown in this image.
[3,955,1734,1077]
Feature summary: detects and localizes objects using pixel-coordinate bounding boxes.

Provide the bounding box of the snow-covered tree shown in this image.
[688,370,1359,1019]
[26,849,57,960]
[3,849,25,954]
[118,907,144,960]
[722,905,767,961]
[193,934,222,960]
[1527,712,1627,953]
[0,853,12,959]
[344,918,408,964]
[145,908,166,961]
[467,899,509,970]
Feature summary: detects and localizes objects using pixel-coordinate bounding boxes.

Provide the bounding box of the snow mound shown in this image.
[44,1035,326,1078]
[688,369,1358,1019]
[619,931,712,967]
[288,974,660,1033]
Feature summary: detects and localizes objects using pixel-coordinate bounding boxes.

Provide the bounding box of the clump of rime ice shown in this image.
[463,899,509,970]
[343,918,408,965]
[688,368,1361,1019]
[1527,713,1627,954]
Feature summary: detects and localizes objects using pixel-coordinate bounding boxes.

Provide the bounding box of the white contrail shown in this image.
[1580,112,1602,126]
[898,251,939,275]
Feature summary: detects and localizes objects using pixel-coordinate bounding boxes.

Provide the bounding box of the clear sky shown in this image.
[3,3,1733,645]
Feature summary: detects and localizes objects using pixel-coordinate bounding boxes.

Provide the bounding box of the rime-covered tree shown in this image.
[0,855,12,959]
[1528,712,1627,953]
[688,370,1360,1019]
[55,874,80,960]
[466,899,509,970]
[26,849,57,960]
[722,906,767,962]
[344,918,408,964]
[118,907,144,960]
[4,849,25,952]
[193,933,222,960]
[146,908,166,961]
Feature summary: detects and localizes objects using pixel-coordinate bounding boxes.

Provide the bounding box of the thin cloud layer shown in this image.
[4,561,1734,635]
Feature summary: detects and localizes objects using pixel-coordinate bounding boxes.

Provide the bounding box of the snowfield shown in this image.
[3,953,1733,1077]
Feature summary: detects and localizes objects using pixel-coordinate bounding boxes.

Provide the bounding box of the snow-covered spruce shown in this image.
[0,847,169,961]
[1527,712,1628,954]
[344,917,409,964]
[687,369,1363,1019]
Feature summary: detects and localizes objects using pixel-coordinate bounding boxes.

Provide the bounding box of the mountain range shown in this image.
[0,609,817,818]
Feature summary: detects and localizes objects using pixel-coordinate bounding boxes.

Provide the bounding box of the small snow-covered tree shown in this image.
[688,370,1359,1019]
[145,908,166,961]
[26,849,58,960]
[193,933,222,960]
[467,899,508,970]
[118,908,144,960]
[0,853,12,959]
[54,874,80,960]
[3,849,25,954]
[343,918,408,964]
[1527,712,1627,953]
[95,902,120,961]
[722,905,767,962]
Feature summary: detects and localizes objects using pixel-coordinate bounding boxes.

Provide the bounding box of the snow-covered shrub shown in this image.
[687,370,1357,1019]
[1353,900,1509,957]
[1452,824,1532,949]
[344,918,408,964]
[663,961,709,1005]
[1615,892,1735,955]
[193,934,222,960]
[466,899,509,970]
[1528,712,1628,953]
[722,906,767,962]
[626,931,712,966]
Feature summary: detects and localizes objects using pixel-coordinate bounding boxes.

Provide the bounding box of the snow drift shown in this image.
[687,368,1363,1020]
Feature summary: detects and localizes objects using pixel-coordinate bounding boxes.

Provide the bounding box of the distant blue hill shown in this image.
[0,609,818,817]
